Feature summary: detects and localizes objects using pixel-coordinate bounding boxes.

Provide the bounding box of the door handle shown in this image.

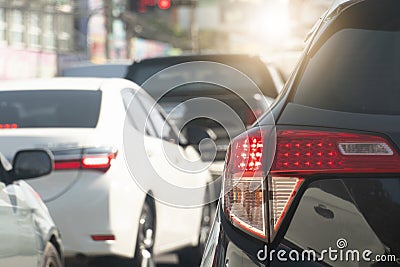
[314,204,334,219]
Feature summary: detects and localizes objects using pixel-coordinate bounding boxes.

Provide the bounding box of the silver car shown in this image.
[0,149,63,267]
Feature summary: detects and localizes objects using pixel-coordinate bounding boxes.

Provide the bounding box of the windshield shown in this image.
[0,90,102,128]
[127,57,278,98]
[61,64,129,78]
[293,1,400,115]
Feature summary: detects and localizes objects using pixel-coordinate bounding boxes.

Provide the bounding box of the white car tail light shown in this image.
[269,176,303,232]
[53,147,117,172]
[223,128,400,241]
[0,123,18,129]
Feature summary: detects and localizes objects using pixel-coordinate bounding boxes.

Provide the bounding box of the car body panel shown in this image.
[278,103,400,149]
[0,181,36,266]
[0,157,62,267]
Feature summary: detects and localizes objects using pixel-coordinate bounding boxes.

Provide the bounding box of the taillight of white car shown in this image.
[53,147,117,172]
[222,127,400,241]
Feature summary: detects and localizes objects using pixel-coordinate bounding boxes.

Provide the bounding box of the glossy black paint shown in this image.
[207,177,400,267]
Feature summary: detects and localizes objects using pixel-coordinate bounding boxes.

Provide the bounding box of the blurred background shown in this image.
[0,0,333,80]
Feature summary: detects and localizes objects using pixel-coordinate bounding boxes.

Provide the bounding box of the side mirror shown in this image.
[12,150,53,180]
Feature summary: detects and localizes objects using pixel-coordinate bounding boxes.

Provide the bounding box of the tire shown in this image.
[132,201,156,267]
[42,242,62,267]
[178,187,216,267]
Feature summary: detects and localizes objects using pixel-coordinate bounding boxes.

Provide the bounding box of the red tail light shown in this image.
[54,161,81,170]
[0,123,18,129]
[54,147,117,172]
[82,154,116,170]
[223,128,400,241]
[273,130,400,174]
[223,128,267,239]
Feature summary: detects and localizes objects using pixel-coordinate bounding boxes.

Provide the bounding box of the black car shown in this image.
[202,1,400,266]
[125,54,284,179]
[59,61,131,78]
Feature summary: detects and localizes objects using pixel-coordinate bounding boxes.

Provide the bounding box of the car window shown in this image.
[151,110,179,144]
[122,90,156,136]
[138,94,179,143]
[292,3,400,115]
[0,90,101,128]
[121,90,139,131]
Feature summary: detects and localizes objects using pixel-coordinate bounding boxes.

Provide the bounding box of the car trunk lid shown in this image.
[0,128,109,202]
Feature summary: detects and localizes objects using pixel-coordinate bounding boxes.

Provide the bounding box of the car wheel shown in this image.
[42,242,62,267]
[133,201,156,267]
[178,187,215,266]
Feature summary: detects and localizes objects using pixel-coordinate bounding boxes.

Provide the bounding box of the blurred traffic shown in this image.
[0,0,334,266]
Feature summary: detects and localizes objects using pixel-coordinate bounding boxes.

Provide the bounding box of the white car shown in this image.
[0,149,63,267]
[0,78,214,266]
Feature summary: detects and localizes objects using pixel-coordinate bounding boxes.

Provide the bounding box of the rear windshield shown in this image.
[293,0,400,115]
[61,65,128,78]
[126,57,278,98]
[0,90,102,128]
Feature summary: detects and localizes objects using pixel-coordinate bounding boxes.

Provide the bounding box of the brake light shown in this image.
[223,128,400,241]
[273,130,400,174]
[223,128,267,239]
[0,123,18,129]
[54,147,117,172]
[82,154,115,169]
[54,161,81,170]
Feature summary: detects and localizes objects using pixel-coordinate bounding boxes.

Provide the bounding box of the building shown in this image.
[0,0,74,79]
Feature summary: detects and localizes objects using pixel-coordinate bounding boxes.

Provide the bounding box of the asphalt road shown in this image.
[66,253,196,267]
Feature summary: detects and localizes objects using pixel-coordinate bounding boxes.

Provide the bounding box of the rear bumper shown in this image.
[45,170,146,258]
[201,202,263,267]
[202,203,323,267]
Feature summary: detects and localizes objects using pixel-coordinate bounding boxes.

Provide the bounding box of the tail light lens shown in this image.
[0,123,18,129]
[223,128,267,238]
[223,128,400,241]
[54,147,117,172]
[273,130,400,174]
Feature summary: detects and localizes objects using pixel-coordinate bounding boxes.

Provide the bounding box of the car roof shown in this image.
[0,77,126,91]
[60,63,130,78]
[132,53,263,65]
[126,53,273,86]
[325,0,366,18]
[63,60,132,67]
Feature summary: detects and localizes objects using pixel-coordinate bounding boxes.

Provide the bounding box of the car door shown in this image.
[0,181,21,266]
[8,183,39,266]
[0,181,38,266]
